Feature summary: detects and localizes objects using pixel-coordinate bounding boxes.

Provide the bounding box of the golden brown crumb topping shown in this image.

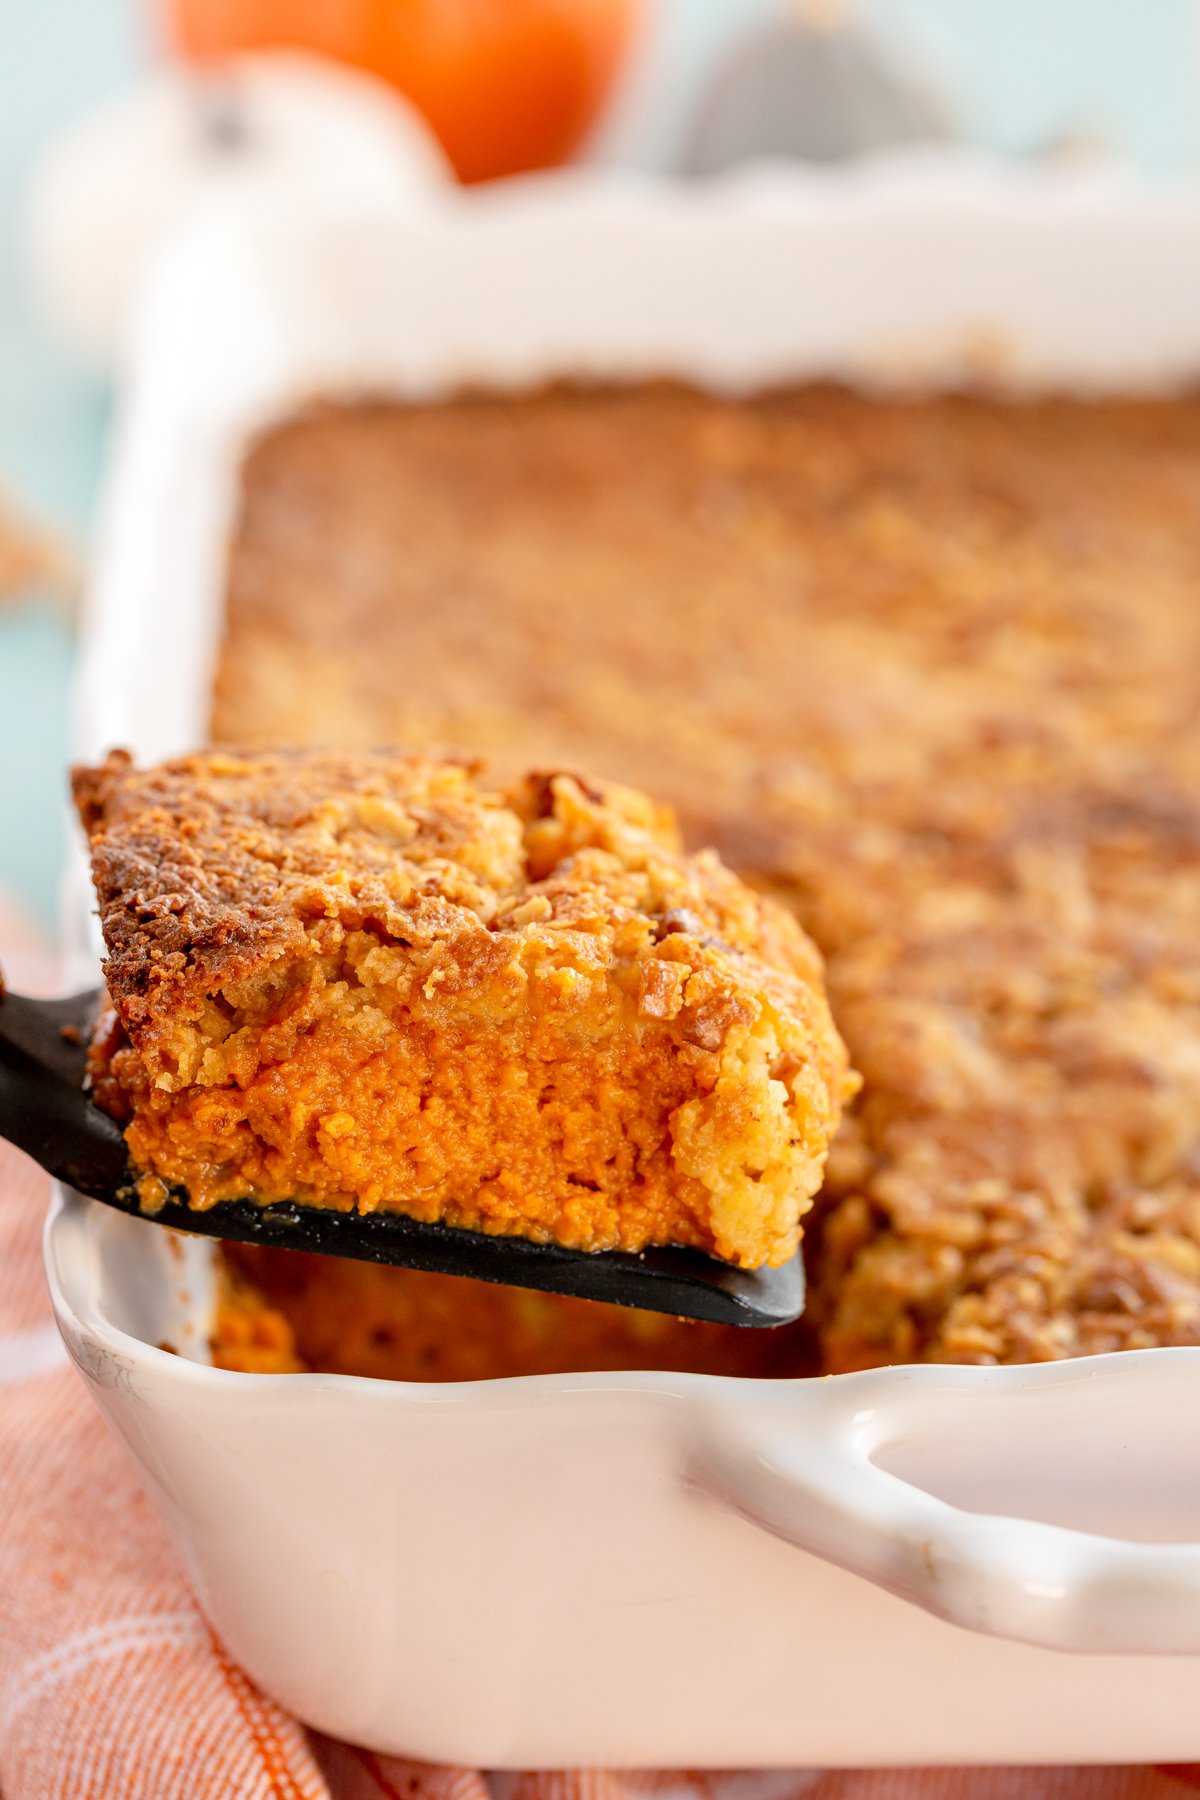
[213,383,1200,1366]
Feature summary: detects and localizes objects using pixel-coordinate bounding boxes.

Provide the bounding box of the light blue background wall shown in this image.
[1,2,138,928]
[0,0,1196,925]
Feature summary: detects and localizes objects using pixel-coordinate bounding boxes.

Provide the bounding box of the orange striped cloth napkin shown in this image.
[2,898,1198,1799]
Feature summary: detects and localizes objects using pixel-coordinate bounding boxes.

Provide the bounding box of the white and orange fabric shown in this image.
[2,898,1199,1798]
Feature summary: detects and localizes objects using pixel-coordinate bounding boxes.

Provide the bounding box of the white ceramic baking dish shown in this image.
[43,1194,1200,1767]
[58,157,1200,1767]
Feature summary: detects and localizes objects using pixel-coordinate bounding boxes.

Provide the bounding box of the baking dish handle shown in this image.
[695,1354,1200,1655]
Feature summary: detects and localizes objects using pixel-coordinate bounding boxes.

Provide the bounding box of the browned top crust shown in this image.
[74,745,503,1041]
[73,745,846,1095]
[211,383,1200,1363]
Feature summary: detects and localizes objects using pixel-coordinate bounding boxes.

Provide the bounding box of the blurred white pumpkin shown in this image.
[25,50,451,372]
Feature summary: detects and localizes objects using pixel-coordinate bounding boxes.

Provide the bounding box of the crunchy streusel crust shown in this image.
[214,383,1200,1367]
[75,746,852,1267]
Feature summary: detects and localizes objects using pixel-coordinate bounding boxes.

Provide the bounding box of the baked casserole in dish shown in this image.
[201,379,1200,1381]
[53,167,1200,1765]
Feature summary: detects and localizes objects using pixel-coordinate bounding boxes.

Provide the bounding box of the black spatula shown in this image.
[0,982,804,1328]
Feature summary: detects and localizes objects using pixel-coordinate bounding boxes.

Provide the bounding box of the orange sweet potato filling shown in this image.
[212,1244,815,1382]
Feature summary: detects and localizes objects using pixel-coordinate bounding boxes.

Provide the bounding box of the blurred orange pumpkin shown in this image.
[166,0,639,183]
